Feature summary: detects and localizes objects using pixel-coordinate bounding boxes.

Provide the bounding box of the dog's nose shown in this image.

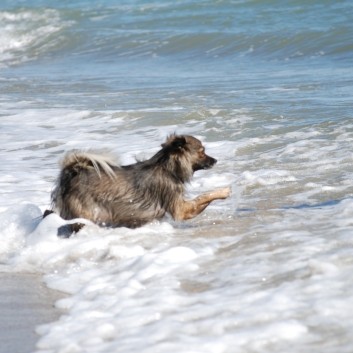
[208,156,217,166]
[205,155,217,168]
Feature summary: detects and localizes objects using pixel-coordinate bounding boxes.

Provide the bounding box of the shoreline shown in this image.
[0,272,65,353]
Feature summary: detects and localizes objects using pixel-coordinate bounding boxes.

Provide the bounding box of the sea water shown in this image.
[1,1,353,352]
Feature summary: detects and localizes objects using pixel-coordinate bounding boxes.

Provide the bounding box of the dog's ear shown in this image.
[171,136,187,150]
[162,135,187,151]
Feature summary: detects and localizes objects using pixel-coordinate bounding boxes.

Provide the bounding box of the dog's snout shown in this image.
[209,156,217,166]
[204,154,217,167]
[199,155,217,170]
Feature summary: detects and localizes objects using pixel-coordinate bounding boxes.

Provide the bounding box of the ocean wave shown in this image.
[1,2,353,66]
[68,0,353,63]
[0,8,73,67]
[55,28,350,64]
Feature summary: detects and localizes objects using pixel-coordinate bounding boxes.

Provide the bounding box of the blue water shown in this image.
[2,0,353,117]
[1,1,353,353]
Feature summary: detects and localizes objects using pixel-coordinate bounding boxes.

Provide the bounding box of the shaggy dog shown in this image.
[50,134,231,233]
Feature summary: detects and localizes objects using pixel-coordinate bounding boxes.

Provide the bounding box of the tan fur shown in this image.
[173,188,231,220]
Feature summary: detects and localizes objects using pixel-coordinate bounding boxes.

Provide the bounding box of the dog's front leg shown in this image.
[173,187,231,221]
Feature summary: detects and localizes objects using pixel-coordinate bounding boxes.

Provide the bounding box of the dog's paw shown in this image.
[217,186,232,199]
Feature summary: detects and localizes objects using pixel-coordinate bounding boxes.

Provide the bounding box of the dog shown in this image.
[49,134,231,234]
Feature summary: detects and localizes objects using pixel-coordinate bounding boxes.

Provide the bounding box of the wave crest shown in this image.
[0,9,73,67]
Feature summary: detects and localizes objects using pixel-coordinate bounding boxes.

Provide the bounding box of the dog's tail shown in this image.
[60,150,118,179]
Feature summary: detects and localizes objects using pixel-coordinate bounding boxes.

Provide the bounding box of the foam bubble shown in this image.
[0,203,41,263]
[241,169,296,186]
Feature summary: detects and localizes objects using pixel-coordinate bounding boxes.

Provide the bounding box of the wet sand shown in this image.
[0,273,65,353]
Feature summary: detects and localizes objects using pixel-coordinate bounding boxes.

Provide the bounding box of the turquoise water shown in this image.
[1,1,353,353]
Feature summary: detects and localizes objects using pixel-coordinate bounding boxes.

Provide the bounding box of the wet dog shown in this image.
[49,134,231,234]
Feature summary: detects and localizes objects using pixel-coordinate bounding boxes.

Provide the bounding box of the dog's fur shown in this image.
[50,134,231,231]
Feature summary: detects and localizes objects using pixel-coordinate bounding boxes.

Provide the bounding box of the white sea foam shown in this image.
[241,169,297,186]
[1,98,353,353]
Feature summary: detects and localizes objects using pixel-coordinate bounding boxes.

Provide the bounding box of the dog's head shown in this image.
[162,134,217,175]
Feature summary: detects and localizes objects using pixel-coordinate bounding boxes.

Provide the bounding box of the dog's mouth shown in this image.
[193,156,217,171]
